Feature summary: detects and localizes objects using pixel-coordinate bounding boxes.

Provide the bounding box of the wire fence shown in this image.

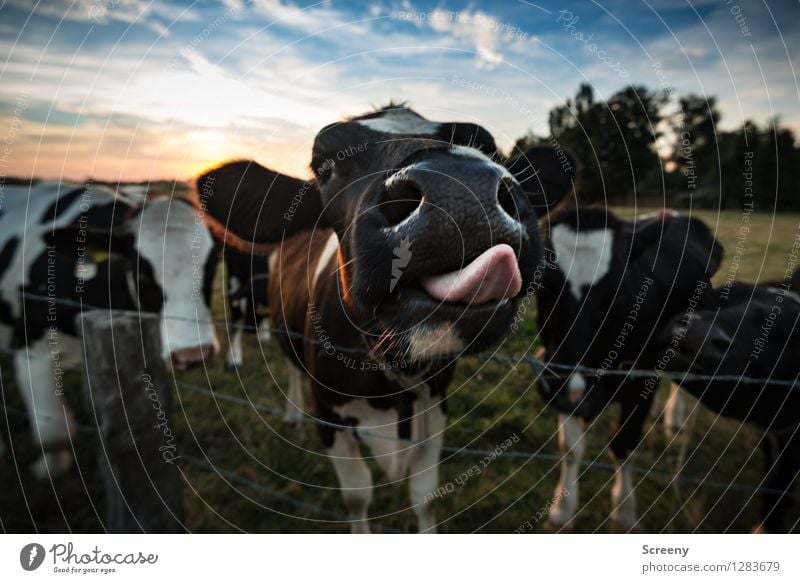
[0,291,797,531]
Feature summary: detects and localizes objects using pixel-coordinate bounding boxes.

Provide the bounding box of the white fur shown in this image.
[312,232,339,291]
[357,109,441,135]
[610,459,637,530]
[549,414,584,529]
[407,323,464,361]
[257,319,272,343]
[330,383,446,533]
[133,200,218,357]
[664,382,686,439]
[226,326,243,369]
[550,224,614,299]
[13,337,76,478]
[327,430,374,534]
[567,372,586,404]
[283,359,306,427]
[407,388,446,533]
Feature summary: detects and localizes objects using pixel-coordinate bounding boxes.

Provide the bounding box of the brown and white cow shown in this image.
[200,105,575,532]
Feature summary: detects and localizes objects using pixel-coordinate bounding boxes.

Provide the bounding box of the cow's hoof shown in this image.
[224,361,240,372]
[609,515,639,533]
[664,424,683,440]
[547,504,576,532]
[31,449,73,480]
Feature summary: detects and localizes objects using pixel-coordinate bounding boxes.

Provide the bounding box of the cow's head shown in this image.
[536,208,722,417]
[201,105,575,361]
[47,193,218,370]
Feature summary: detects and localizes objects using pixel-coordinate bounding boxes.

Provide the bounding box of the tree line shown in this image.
[512,83,800,211]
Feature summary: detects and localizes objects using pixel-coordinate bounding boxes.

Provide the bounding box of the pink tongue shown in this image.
[421,244,522,305]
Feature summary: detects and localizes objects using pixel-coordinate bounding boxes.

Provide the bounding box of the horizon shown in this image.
[1,0,798,183]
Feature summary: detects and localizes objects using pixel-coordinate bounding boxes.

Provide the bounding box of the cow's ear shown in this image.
[44,227,135,263]
[505,145,577,211]
[197,160,324,244]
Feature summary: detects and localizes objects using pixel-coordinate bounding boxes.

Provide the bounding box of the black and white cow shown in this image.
[217,244,272,371]
[535,207,722,531]
[0,181,219,477]
[200,105,576,532]
[663,279,800,532]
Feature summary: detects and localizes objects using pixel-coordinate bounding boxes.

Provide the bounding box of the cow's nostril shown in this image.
[497,177,525,220]
[379,178,423,226]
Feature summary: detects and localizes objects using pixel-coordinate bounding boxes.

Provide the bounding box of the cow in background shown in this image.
[663,276,800,532]
[535,207,722,531]
[0,182,219,477]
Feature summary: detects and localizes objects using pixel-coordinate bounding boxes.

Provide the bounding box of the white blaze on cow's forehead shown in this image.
[312,232,339,291]
[450,145,510,176]
[133,200,217,355]
[550,224,614,299]
[356,109,441,135]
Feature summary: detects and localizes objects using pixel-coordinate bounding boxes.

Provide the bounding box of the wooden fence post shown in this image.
[78,310,184,533]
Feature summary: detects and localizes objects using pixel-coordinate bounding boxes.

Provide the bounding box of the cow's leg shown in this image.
[328,429,373,534]
[548,413,584,529]
[663,382,686,439]
[757,431,800,533]
[283,359,305,427]
[13,349,74,479]
[608,391,650,532]
[225,299,245,371]
[408,398,446,533]
[256,318,272,344]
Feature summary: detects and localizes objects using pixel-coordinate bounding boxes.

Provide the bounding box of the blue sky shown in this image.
[1,0,798,181]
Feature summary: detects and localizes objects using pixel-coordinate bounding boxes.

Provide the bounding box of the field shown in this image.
[2,208,799,533]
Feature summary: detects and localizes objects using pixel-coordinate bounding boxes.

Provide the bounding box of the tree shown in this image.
[548,83,665,204]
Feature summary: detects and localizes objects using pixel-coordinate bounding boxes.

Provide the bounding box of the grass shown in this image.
[2,207,799,533]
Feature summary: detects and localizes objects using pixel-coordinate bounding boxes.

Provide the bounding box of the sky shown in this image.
[0,0,798,182]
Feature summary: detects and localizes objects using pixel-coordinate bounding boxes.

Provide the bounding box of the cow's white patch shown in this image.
[226,327,243,369]
[283,358,305,427]
[134,200,218,357]
[663,382,685,439]
[357,109,441,135]
[333,399,408,481]
[407,387,446,533]
[551,224,614,299]
[312,232,339,291]
[549,413,584,528]
[567,372,586,404]
[13,337,76,478]
[74,261,98,280]
[611,459,637,530]
[327,430,373,534]
[407,323,464,361]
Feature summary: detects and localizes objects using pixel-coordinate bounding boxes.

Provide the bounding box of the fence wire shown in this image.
[0,291,796,527]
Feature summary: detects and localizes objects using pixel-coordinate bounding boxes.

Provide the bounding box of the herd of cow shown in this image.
[1,105,799,533]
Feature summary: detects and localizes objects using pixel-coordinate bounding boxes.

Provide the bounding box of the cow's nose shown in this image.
[170,344,216,370]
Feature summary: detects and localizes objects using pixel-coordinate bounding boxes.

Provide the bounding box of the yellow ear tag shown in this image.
[89,250,111,263]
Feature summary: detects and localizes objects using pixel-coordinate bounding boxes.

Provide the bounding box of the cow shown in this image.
[0,181,219,478]
[534,207,722,531]
[199,104,576,532]
[662,279,800,532]
[660,267,800,437]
